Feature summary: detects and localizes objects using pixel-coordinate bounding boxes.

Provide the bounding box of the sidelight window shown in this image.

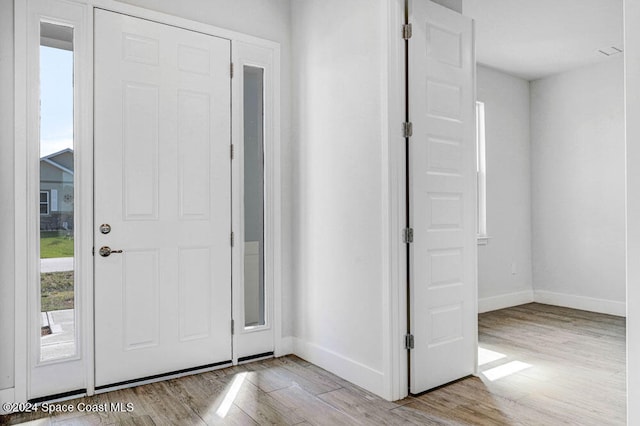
[243,66,266,328]
[39,21,77,362]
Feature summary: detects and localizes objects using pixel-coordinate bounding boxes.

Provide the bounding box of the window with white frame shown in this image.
[476,101,487,242]
[39,190,50,215]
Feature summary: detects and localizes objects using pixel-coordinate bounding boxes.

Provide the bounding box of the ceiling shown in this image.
[462,0,623,81]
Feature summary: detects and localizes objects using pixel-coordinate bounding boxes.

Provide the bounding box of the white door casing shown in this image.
[94,9,232,387]
[409,0,477,393]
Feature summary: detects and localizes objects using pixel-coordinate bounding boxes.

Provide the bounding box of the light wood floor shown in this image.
[1,303,626,425]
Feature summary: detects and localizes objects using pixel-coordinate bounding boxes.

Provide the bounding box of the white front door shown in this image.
[94,9,232,387]
[409,0,477,393]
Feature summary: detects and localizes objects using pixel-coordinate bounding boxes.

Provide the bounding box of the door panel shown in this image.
[94,9,231,387]
[409,0,477,393]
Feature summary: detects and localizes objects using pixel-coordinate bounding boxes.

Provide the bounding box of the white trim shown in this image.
[81,5,95,397]
[0,388,16,414]
[0,0,15,401]
[384,0,408,402]
[626,2,640,424]
[471,18,479,377]
[534,290,626,317]
[477,290,625,317]
[269,45,283,360]
[14,0,30,404]
[293,338,386,398]
[478,290,534,313]
[278,336,293,356]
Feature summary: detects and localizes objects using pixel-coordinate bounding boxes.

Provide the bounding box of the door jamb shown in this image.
[384,0,409,401]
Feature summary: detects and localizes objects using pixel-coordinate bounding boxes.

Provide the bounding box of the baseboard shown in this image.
[478,290,534,313]
[276,336,294,357]
[0,387,15,414]
[292,337,385,398]
[534,290,626,317]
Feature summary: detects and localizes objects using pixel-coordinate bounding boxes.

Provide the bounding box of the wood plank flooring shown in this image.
[0,303,626,425]
[407,303,626,425]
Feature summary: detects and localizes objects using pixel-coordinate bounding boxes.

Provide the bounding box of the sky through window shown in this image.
[40,45,73,157]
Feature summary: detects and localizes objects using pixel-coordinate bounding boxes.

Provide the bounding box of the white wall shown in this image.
[476,65,533,312]
[291,0,390,397]
[0,0,15,392]
[530,56,626,315]
[625,0,640,422]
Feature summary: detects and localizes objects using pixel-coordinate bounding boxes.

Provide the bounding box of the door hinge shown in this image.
[230,144,234,160]
[230,62,234,78]
[402,122,413,138]
[231,319,235,335]
[92,247,95,256]
[403,227,414,244]
[402,23,412,40]
[231,231,235,247]
[405,334,414,350]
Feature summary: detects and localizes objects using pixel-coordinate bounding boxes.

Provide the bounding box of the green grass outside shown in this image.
[40,232,74,312]
[41,271,74,312]
[40,231,74,259]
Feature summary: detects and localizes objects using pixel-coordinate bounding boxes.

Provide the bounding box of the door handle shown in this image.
[99,246,123,257]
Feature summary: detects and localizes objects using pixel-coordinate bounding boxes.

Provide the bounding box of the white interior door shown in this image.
[94,9,232,387]
[409,0,477,393]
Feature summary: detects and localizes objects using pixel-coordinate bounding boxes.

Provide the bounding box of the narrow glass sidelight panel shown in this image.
[39,22,76,362]
[243,66,265,328]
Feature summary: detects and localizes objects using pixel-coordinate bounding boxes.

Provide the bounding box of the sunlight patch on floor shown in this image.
[478,346,507,366]
[482,360,532,381]
[215,372,247,418]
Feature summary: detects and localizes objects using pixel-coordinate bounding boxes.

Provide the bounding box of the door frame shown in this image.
[13,0,282,403]
[383,0,410,402]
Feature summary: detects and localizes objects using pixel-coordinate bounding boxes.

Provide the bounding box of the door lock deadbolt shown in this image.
[99,224,111,234]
